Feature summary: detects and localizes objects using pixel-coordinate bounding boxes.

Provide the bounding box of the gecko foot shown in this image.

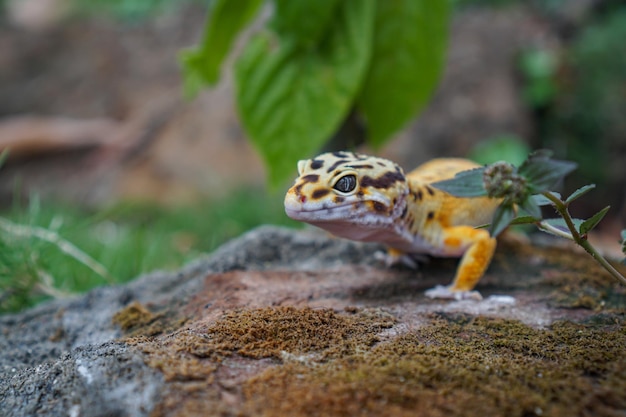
[424,285,483,301]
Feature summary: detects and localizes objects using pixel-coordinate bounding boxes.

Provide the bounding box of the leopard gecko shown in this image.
[284,151,501,300]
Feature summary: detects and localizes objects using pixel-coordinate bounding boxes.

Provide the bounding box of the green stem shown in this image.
[542,191,626,286]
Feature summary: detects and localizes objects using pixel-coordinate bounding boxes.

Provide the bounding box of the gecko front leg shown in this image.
[425,226,496,300]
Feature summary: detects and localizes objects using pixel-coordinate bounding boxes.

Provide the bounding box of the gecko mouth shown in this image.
[284,203,357,220]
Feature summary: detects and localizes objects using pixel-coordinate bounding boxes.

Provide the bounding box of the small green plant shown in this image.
[433,150,626,286]
[181,0,450,185]
[0,184,297,313]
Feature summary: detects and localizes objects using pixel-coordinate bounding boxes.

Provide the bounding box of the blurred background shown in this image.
[1,0,625,311]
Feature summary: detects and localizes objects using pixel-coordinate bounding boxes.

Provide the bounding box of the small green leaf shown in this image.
[532,192,560,206]
[179,0,264,98]
[431,167,487,197]
[541,218,583,237]
[490,204,516,237]
[518,150,577,193]
[519,197,542,220]
[235,0,375,185]
[565,184,596,205]
[509,215,540,226]
[357,0,451,147]
[579,205,610,235]
[475,214,537,230]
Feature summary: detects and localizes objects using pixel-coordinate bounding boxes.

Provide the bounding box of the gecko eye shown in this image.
[333,175,357,193]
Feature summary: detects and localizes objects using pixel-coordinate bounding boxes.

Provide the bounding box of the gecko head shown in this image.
[284,151,408,239]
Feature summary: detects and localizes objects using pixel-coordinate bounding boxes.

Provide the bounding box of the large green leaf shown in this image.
[235,0,375,185]
[179,0,264,98]
[357,0,451,147]
[270,0,340,48]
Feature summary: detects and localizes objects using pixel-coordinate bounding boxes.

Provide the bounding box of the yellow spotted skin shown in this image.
[284,152,501,299]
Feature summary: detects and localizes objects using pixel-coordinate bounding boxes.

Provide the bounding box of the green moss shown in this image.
[112,301,188,338]
[243,313,626,417]
[197,306,396,360]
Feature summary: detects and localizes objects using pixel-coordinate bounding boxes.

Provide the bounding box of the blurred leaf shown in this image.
[519,48,558,108]
[489,204,515,237]
[431,167,487,197]
[271,0,340,48]
[579,206,610,235]
[518,150,577,193]
[235,0,375,185]
[179,0,264,98]
[357,0,450,147]
[559,11,626,184]
[509,215,540,226]
[469,135,531,166]
[532,192,560,207]
[519,196,542,220]
[0,149,8,169]
[565,184,595,205]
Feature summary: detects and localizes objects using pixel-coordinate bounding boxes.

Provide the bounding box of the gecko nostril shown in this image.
[300,195,307,203]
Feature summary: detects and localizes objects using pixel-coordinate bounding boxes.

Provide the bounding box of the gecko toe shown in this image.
[425,285,483,301]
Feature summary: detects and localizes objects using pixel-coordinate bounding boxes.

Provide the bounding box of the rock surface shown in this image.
[1,226,625,416]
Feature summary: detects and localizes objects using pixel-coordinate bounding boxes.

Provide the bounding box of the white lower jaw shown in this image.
[285,206,404,241]
[284,204,358,223]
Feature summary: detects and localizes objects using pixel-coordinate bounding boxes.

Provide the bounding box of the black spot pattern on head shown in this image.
[332,151,349,158]
[334,196,345,204]
[416,190,423,201]
[360,171,405,189]
[312,188,330,199]
[425,186,436,196]
[346,164,374,170]
[310,159,324,170]
[401,205,408,219]
[294,174,320,194]
[301,174,320,183]
[326,159,349,174]
[427,211,435,220]
[372,201,386,213]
